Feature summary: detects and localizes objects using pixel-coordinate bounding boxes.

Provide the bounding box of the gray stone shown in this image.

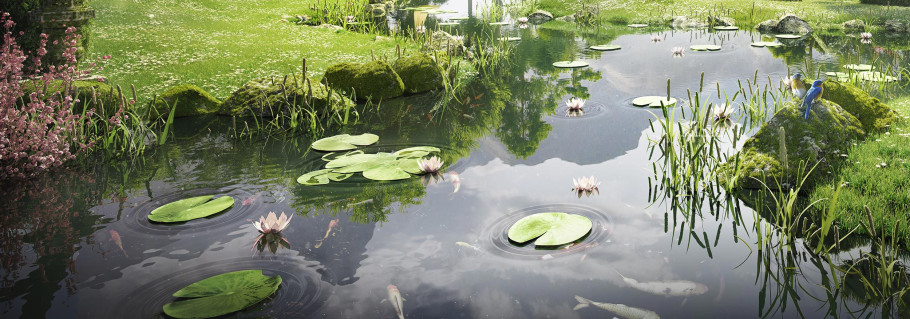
[708,16,735,27]
[777,14,813,34]
[527,10,554,24]
[671,16,707,29]
[884,20,907,33]
[755,19,778,32]
[842,19,865,31]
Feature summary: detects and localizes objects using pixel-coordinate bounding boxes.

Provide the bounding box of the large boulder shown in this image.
[671,16,708,29]
[220,75,354,117]
[392,53,445,94]
[708,16,735,27]
[755,19,778,32]
[777,14,813,34]
[527,10,554,24]
[724,99,864,190]
[323,60,405,101]
[151,84,221,119]
[842,19,865,31]
[821,79,897,133]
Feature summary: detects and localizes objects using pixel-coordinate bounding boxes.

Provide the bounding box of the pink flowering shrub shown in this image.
[0,13,92,180]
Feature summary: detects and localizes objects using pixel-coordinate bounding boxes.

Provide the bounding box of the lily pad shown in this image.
[393,146,441,158]
[163,270,282,319]
[775,34,803,39]
[857,71,898,82]
[311,133,379,152]
[552,61,589,68]
[361,160,417,181]
[632,96,677,108]
[507,213,593,246]
[450,17,469,20]
[296,169,353,185]
[750,41,782,47]
[499,37,521,41]
[148,195,235,223]
[689,45,721,51]
[438,22,460,26]
[589,45,621,51]
[844,64,873,71]
[627,24,648,28]
[825,71,850,78]
[714,26,739,31]
[489,21,511,25]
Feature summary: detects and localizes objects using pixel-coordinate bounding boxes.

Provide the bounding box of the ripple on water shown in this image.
[106,257,329,318]
[122,187,264,236]
[479,204,612,260]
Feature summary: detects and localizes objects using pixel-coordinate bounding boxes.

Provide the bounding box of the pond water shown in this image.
[3,2,910,318]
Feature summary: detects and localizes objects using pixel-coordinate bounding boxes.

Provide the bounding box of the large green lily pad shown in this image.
[489,21,511,25]
[393,146,441,159]
[298,145,441,184]
[844,64,873,71]
[507,213,593,246]
[775,34,803,39]
[590,45,621,51]
[750,41,782,47]
[296,169,354,185]
[311,133,379,152]
[552,61,589,68]
[148,195,235,223]
[627,24,648,28]
[690,45,721,51]
[632,96,677,108]
[163,270,282,319]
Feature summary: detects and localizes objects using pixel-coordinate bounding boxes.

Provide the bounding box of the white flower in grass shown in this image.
[566,97,586,111]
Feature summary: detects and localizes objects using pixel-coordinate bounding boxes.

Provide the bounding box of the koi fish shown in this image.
[714,275,725,303]
[110,230,127,258]
[573,295,659,319]
[385,284,405,319]
[314,219,339,249]
[474,93,484,100]
[614,270,708,297]
[541,254,553,260]
[449,172,461,194]
[242,194,260,206]
[455,241,480,252]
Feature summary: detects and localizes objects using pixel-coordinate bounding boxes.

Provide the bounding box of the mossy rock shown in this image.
[821,79,897,133]
[723,99,865,190]
[220,75,355,117]
[323,60,405,101]
[151,84,221,119]
[392,53,445,94]
[19,79,121,117]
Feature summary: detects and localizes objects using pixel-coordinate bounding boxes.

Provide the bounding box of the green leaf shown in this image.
[689,45,721,51]
[750,41,781,47]
[393,146,441,159]
[163,270,282,319]
[589,45,621,51]
[321,150,363,162]
[552,61,589,68]
[362,163,413,181]
[148,195,235,223]
[507,213,593,246]
[327,153,396,172]
[297,169,353,185]
[311,133,379,152]
[632,96,677,108]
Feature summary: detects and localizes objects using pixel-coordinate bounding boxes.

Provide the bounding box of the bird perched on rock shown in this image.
[802,80,824,119]
[789,73,807,98]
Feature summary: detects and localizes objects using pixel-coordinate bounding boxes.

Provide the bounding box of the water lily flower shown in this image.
[415,25,426,34]
[346,15,356,23]
[860,32,872,44]
[672,46,684,57]
[518,17,529,24]
[713,104,734,124]
[650,34,661,42]
[572,176,600,197]
[253,212,292,233]
[566,97,585,111]
[418,156,444,174]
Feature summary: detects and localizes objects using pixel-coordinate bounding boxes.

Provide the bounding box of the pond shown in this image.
[3,1,910,318]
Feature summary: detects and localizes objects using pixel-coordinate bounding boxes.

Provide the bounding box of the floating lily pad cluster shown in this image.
[689,45,721,51]
[299,134,442,184]
[632,96,677,108]
[163,270,282,319]
[750,41,782,47]
[508,213,593,246]
[148,195,235,223]
[714,26,739,31]
[552,61,589,68]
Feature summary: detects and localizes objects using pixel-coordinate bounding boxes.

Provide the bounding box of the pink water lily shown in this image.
[650,34,661,42]
[518,17,528,24]
[253,212,292,233]
[572,176,600,197]
[418,156,444,173]
[860,32,872,44]
[566,98,586,111]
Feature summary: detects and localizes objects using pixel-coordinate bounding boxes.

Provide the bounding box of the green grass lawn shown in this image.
[809,95,910,245]
[86,0,411,101]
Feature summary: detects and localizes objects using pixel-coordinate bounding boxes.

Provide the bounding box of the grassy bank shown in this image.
[86,0,412,100]
[526,0,910,31]
[809,95,910,245]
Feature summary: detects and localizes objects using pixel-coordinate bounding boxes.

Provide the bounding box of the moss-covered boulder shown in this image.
[322,60,405,101]
[220,75,355,117]
[821,79,897,133]
[151,84,221,119]
[19,79,121,116]
[392,53,445,94]
[724,99,865,190]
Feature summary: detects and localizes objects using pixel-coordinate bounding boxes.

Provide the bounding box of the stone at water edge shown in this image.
[527,10,554,24]
[671,16,708,29]
[152,84,222,119]
[842,19,865,31]
[708,16,736,27]
[220,76,354,117]
[323,60,406,101]
[776,14,814,34]
[393,53,446,94]
[754,19,778,32]
[884,20,908,33]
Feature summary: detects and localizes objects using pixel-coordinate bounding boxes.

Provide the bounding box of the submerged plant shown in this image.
[418,156,444,174]
[572,176,600,197]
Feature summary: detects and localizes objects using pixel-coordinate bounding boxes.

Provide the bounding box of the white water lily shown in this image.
[418,156,444,173]
[672,46,684,57]
[566,98,586,111]
[650,34,661,42]
[253,212,292,233]
[572,176,600,197]
[415,25,426,34]
[518,17,529,24]
[860,32,872,44]
[713,104,734,123]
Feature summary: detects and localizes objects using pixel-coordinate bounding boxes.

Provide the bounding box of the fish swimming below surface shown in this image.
[314,219,339,249]
[449,172,461,194]
[241,193,260,206]
[455,241,481,252]
[109,230,127,258]
[384,284,405,319]
[573,295,659,319]
[615,270,709,297]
